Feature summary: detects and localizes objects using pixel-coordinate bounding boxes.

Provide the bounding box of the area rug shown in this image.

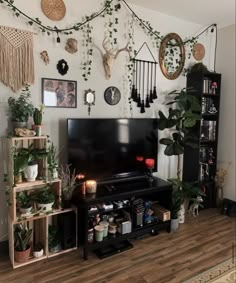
[183,257,236,283]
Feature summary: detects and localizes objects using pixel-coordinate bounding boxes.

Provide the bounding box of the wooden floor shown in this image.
[0,209,235,283]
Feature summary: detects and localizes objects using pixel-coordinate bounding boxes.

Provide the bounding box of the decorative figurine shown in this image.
[145,158,155,182]
[211,81,217,95]
[208,148,215,164]
[189,195,204,217]
[208,103,217,114]
[40,50,50,65]
[65,38,78,54]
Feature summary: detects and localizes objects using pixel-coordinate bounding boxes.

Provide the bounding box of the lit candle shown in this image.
[86,180,97,194]
[145,158,155,169]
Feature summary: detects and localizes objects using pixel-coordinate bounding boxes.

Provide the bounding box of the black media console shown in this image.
[72,177,172,260]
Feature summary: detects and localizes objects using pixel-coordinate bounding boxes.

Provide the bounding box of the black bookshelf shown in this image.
[183,71,221,208]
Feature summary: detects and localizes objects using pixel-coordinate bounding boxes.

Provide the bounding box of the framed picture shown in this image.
[42,78,77,108]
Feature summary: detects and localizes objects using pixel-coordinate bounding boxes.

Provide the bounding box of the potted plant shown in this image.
[48,143,61,179]
[35,186,55,212]
[33,105,44,136]
[48,225,61,253]
[59,164,77,208]
[33,242,44,258]
[14,223,32,263]
[8,85,34,130]
[158,88,203,223]
[14,144,48,182]
[171,190,182,232]
[17,191,32,215]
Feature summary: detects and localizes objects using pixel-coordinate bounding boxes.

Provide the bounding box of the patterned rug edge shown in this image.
[183,257,236,283]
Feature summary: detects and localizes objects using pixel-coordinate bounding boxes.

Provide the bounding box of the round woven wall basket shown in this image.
[41,0,66,21]
[192,43,205,61]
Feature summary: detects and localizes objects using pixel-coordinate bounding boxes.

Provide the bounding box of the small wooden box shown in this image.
[153,204,170,222]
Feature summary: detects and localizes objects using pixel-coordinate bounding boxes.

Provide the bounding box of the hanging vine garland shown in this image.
[0,0,217,78]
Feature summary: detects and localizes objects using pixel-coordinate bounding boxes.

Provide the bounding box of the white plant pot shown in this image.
[171,218,179,232]
[19,206,32,215]
[38,202,54,212]
[33,249,44,258]
[24,164,38,182]
[178,204,185,224]
[52,168,58,179]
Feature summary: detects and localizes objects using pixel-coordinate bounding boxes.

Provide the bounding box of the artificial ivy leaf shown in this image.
[173,142,184,155]
[159,138,173,145]
[164,144,174,156]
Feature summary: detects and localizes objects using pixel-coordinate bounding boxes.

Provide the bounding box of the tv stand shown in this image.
[72,177,172,260]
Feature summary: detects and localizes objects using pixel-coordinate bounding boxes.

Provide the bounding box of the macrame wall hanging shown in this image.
[0,25,35,92]
[131,42,158,113]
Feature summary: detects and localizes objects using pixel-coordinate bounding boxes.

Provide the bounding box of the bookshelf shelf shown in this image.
[183,71,221,208]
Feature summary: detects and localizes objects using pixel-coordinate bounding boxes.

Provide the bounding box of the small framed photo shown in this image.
[42,78,77,108]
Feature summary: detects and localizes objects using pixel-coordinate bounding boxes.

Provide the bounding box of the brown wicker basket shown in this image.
[41,0,66,21]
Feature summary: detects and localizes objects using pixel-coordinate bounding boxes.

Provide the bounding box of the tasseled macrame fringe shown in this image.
[0,27,34,92]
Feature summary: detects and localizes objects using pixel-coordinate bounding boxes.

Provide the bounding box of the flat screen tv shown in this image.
[67,118,158,182]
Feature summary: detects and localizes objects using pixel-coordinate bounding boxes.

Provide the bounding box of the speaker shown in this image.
[58,211,76,250]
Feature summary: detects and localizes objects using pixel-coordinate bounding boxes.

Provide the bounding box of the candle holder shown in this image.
[86,180,97,194]
[145,158,155,182]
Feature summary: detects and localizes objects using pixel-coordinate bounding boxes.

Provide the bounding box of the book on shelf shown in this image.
[200,120,216,141]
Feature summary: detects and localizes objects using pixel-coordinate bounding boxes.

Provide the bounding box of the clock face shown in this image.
[104,86,121,105]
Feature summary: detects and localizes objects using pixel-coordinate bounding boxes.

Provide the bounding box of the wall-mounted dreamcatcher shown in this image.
[131,42,158,113]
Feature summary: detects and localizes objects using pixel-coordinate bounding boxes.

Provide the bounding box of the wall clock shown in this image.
[104,86,121,105]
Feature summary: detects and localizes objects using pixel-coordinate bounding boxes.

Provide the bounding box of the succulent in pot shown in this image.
[14,223,32,263]
[48,143,62,179]
[36,186,55,212]
[33,105,45,136]
[8,85,34,130]
[17,191,32,215]
[33,242,44,258]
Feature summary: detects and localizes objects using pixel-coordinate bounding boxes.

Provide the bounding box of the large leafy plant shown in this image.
[8,86,34,122]
[158,88,203,203]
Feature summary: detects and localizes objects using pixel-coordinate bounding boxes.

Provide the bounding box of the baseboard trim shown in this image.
[0,240,9,257]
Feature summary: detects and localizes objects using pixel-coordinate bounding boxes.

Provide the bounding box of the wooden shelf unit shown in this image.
[8,207,78,269]
[7,136,77,269]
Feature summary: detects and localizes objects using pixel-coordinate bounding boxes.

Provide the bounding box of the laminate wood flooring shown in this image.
[0,209,235,283]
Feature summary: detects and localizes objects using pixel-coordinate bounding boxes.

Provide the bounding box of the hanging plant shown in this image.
[81,18,94,81]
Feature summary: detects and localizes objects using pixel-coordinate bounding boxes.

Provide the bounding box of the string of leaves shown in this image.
[0,0,114,36]
[81,19,93,81]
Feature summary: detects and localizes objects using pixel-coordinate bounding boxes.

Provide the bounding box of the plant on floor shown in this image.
[158,88,204,219]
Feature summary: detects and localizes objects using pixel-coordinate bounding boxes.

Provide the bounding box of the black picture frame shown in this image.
[42,78,77,108]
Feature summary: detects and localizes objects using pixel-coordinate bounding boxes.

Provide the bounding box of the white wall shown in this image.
[216,24,236,201]
[0,0,215,242]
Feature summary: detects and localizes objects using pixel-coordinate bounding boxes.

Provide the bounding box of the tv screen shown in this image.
[67,118,158,182]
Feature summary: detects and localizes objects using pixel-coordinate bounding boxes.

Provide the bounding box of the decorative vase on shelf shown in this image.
[171,218,179,232]
[178,204,185,224]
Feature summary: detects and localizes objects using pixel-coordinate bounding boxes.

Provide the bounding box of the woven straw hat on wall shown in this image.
[41,0,66,21]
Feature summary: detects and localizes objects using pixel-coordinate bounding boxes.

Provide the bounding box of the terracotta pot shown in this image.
[15,246,31,263]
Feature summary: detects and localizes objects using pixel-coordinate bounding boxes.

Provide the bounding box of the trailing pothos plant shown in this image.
[158,87,204,203]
